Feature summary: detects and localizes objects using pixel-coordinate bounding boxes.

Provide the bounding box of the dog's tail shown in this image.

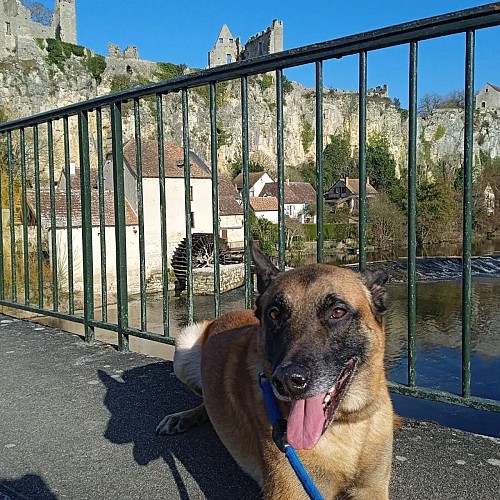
[173,321,211,396]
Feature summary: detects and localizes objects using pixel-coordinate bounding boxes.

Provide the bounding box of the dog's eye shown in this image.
[268,307,280,321]
[329,307,347,320]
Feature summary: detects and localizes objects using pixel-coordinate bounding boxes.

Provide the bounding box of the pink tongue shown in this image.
[286,393,327,450]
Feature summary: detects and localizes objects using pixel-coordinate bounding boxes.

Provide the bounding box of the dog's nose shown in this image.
[272,364,311,399]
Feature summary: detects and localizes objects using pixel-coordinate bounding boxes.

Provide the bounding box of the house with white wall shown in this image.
[233,171,274,197]
[104,141,213,283]
[476,83,500,109]
[250,196,279,223]
[27,171,139,295]
[218,174,244,249]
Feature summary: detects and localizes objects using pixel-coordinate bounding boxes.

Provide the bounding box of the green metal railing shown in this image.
[0,4,500,413]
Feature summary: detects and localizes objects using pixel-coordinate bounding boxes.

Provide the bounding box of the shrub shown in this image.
[301,120,315,153]
[86,55,106,83]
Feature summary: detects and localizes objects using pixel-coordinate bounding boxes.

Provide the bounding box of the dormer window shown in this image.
[219,37,223,43]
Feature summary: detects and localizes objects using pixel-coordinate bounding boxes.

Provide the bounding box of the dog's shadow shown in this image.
[98,362,261,500]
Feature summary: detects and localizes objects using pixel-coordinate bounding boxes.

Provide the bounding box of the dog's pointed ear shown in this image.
[360,268,389,321]
[250,240,279,294]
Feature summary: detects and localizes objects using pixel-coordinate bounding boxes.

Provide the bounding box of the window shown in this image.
[258,41,263,56]
[226,54,232,64]
[6,22,11,35]
[485,88,489,93]
[219,37,223,43]
[190,212,195,229]
[482,101,486,108]
[229,38,233,44]
[190,186,193,201]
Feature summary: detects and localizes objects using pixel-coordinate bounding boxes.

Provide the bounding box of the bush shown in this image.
[156,62,184,81]
[86,55,106,83]
[301,120,314,153]
[259,74,274,92]
[303,223,357,241]
[45,39,86,70]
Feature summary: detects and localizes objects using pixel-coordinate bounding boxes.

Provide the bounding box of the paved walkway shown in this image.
[0,314,499,499]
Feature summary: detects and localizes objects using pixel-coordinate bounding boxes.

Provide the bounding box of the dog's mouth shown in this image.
[286,358,358,450]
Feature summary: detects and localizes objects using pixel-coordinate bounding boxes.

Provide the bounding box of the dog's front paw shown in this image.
[156,402,208,435]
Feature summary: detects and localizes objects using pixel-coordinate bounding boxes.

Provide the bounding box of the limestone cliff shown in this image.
[0,45,498,181]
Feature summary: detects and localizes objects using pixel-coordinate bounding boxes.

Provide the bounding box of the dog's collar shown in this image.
[259,372,324,500]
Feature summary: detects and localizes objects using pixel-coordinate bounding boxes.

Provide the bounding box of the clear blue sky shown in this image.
[46,1,500,107]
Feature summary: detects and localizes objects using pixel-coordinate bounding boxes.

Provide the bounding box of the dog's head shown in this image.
[251,241,388,450]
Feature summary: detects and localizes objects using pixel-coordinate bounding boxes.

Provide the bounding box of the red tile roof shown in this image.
[218,174,243,215]
[123,141,211,179]
[250,196,279,212]
[26,188,138,229]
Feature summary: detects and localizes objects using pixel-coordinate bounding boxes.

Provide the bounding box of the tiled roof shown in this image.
[487,82,500,93]
[288,182,317,203]
[56,167,99,191]
[260,182,305,204]
[250,196,279,212]
[26,188,138,229]
[344,178,378,196]
[218,174,243,215]
[233,171,270,189]
[123,141,211,179]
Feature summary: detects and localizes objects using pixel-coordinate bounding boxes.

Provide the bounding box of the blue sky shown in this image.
[46,1,500,107]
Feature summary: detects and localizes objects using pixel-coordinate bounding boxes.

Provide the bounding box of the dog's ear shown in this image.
[250,240,279,294]
[360,268,389,321]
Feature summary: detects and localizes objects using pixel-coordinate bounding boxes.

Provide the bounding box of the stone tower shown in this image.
[53,0,77,44]
[208,24,241,68]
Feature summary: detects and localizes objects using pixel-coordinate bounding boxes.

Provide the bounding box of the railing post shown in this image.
[462,30,475,398]
[276,69,286,271]
[315,61,324,263]
[407,41,418,387]
[78,110,94,344]
[358,51,367,271]
[110,102,129,352]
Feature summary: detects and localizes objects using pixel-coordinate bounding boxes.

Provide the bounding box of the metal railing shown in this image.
[1,4,500,412]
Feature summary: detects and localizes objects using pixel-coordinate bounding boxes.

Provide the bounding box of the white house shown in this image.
[250,196,279,223]
[476,83,500,109]
[104,141,213,284]
[27,174,139,295]
[233,171,274,197]
[218,174,244,249]
[260,181,317,223]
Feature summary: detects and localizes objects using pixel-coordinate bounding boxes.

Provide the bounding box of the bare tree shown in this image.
[418,93,443,118]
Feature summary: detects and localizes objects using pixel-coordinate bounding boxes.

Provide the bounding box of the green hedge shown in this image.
[303,223,357,241]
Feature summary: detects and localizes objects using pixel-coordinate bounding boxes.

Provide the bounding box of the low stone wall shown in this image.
[193,263,245,295]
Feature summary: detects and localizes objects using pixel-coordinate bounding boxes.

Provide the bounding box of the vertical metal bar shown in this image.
[182,88,194,323]
[241,76,252,309]
[33,125,43,308]
[156,93,169,336]
[315,61,324,263]
[358,51,367,271]
[96,108,108,323]
[47,120,58,311]
[134,98,147,331]
[407,41,418,387]
[20,129,29,305]
[78,110,95,344]
[63,117,75,314]
[462,30,475,398]
[276,70,286,271]
[209,82,221,318]
[110,102,129,351]
[7,132,17,302]
[0,134,3,300]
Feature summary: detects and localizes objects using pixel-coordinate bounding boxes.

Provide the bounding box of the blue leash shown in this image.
[259,373,324,500]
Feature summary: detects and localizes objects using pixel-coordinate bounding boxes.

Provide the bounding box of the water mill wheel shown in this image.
[171,233,233,296]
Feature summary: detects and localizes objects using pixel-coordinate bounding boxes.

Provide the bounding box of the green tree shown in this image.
[366,132,398,195]
[300,132,354,190]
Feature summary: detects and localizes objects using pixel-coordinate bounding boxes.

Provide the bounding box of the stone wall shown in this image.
[0,0,77,59]
[193,264,245,295]
[241,19,283,60]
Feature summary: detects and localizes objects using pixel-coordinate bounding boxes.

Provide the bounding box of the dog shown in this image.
[157,242,394,499]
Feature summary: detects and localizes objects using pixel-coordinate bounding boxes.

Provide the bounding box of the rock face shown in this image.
[0,48,498,180]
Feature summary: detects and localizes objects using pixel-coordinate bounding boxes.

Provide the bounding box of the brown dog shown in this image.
[157,242,394,499]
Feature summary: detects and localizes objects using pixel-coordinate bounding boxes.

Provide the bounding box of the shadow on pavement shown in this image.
[0,474,58,500]
[98,361,261,500]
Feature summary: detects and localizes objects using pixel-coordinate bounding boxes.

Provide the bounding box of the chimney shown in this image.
[366,176,370,185]
[345,176,348,185]
[286,178,290,186]
[70,161,76,176]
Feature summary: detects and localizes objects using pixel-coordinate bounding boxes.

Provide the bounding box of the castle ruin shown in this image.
[208,19,283,68]
[0,0,77,59]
